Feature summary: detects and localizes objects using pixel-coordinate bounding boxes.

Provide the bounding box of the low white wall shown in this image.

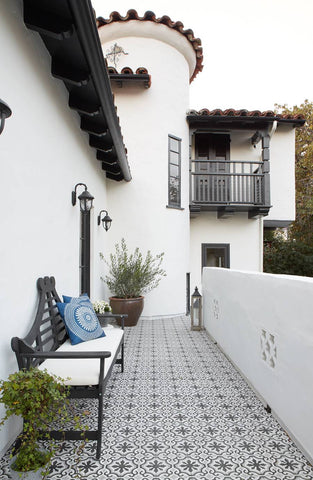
[202,267,313,463]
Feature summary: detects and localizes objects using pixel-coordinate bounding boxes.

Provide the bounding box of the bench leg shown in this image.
[96,388,104,460]
[121,342,124,373]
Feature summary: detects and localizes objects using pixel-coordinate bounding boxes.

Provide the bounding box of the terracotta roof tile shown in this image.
[136,67,149,74]
[188,108,305,122]
[108,66,150,75]
[121,66,133,74]
[107,66,151,88]
[97,9,203,82]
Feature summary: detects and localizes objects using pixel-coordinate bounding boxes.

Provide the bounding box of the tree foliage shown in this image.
[264,232,313,277]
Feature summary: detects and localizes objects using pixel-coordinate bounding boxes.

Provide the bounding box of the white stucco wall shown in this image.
[190,213,263,292]
[267,126,296,222]
[230,130,262,162]
[0,2,113,454]
[228,126,296,223]
[230,125,296,223]
[99,22,193,317]
[203,267,313,463]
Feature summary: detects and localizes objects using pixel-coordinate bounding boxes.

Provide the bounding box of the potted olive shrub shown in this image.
[100,238,166,326]
[0,368,77,479]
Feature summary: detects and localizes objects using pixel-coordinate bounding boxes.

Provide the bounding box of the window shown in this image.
[202,243,230,269]
[168,135,181,207]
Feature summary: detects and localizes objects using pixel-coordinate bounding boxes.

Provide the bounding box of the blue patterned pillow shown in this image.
[62,294,88,304]
[56,296,105,345]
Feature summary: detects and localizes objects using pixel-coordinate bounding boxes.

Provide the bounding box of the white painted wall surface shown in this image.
[190,213,263,292]
[229,130,262,162]
[99,22,193,317]
[202,267,313,463]
[0,2,113,454]
[267,126,296,222]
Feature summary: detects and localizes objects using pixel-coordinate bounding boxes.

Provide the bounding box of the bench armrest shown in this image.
[22,351,111,360]
[102,313,127,330]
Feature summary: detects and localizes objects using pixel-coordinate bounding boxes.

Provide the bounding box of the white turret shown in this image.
[98,10,203,317]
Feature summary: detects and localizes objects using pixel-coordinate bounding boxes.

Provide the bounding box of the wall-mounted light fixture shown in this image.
[72,183,94,213]
[0,99,12,135]
[251,131,262,148]
[97,209,112,231]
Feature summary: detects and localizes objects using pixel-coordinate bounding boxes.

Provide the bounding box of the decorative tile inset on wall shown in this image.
[213,298,220,321]
[261,328,277,368]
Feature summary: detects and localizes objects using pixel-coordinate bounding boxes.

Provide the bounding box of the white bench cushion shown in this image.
[38,325,123,386]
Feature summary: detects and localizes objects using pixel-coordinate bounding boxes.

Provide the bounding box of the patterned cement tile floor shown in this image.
[1,316,313,479]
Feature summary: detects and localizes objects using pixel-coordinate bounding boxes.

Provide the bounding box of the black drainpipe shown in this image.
[80,212,91,296]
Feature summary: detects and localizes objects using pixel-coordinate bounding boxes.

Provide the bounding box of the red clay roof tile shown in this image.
[188,108,305,122]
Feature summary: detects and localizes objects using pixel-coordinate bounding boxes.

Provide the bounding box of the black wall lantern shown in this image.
[191,287,203,331]
[0,99,12,135]
[72,183,94,213]
[97,210,112,231]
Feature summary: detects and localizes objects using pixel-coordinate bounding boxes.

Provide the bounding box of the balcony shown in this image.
[190,159,271,218]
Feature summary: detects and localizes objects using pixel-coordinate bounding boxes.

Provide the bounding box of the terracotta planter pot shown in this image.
[109,297,144,327]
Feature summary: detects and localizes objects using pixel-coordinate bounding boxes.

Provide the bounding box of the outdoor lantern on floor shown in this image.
[97,209,112,231]
[191,286,203,331]
[72,183,94,213]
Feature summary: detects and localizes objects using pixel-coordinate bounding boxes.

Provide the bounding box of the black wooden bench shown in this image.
[11,276,126,459]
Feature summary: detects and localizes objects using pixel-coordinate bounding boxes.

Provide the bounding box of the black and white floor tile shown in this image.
[1,316,313,479]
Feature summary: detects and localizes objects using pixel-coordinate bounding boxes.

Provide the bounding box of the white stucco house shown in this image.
[96,10,304,313]
[0,0,304,455]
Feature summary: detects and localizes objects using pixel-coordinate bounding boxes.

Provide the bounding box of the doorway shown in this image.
[195,134,230,202]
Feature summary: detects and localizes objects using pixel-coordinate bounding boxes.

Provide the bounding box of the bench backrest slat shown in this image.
[12,276,68,369]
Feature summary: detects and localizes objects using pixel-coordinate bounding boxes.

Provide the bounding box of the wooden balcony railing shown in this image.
[190,160,266,206]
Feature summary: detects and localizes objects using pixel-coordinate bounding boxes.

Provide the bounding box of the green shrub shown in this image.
[264,237,313,277]
[0,368,82,475]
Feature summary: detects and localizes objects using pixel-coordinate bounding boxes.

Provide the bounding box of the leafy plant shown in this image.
[0,368,82,476]
[100,238,166,298]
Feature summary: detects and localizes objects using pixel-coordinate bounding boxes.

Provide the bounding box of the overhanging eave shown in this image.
[23,0,131,182]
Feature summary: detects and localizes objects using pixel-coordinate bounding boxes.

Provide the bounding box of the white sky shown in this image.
[92,0,313,112]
